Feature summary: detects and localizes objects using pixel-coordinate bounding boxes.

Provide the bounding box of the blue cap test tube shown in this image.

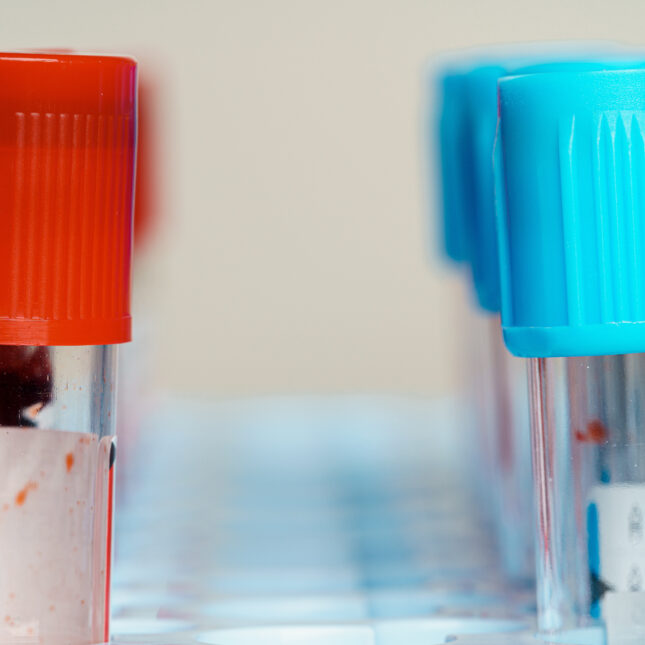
[497,65,645,644]
[433,57,535,584]
[432,46,645,591]
[462,62,534,584]
[433,63,493,529]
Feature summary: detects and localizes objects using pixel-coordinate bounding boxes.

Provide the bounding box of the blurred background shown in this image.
[2,0,644,397]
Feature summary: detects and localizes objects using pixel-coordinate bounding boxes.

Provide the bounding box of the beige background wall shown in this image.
[1,0,643,396]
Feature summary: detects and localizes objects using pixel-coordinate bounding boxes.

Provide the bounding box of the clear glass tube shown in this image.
[529,354,645,645]
[489,319,534,582]
[0,345,117,645]
[466,310,497,531]
[471,314,533,582]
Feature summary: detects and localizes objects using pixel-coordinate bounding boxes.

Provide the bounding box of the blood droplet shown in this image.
[587,419,608,443]
[575,419,608,444]
[15,481,38,506]
[65,452,74,472]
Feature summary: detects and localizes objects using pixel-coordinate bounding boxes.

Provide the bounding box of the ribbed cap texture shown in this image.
[498,68,645,357]
[0,53,137,345]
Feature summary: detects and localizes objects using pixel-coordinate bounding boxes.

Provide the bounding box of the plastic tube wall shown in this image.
[0,345,118,644]
[528,354,645,644]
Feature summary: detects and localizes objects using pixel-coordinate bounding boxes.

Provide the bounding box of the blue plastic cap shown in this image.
[436,70,472,264]
[463,65,507,312]
[462,55,645,313]
[497,67,645,357]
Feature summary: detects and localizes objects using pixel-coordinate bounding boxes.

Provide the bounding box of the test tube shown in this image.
[433,56,535,581]
[457,49,640,585]
[0,52,137,644]
[497,67,645,644]
[433,66,487,516]
[462,63,534,583]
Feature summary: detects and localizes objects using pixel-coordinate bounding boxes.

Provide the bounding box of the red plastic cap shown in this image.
[0,52,137,346]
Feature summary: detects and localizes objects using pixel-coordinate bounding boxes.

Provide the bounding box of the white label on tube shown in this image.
[589,484,645,645]
[0,428,111,644]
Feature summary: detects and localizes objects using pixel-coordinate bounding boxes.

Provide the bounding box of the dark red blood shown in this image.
[0,347,52,426]
[587,419,608,443]
[574,419,609,444]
